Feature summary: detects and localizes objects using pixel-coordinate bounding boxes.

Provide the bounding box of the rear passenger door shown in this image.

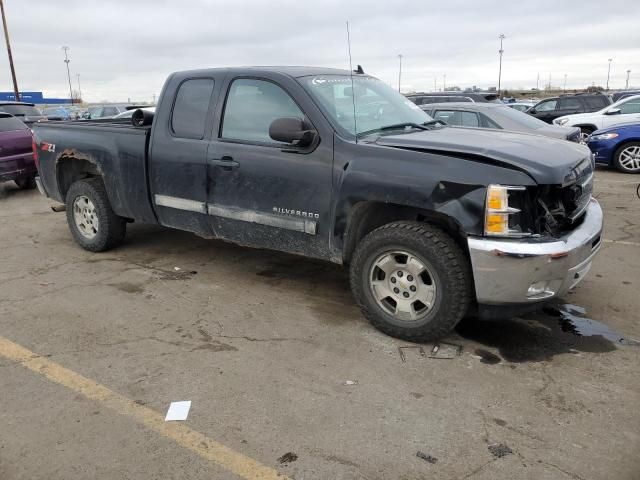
[149,74,222,235]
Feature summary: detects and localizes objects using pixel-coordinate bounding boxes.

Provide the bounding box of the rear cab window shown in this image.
[171,78,215,139]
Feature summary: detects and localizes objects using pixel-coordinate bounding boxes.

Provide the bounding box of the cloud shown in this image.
[0,0,637,102]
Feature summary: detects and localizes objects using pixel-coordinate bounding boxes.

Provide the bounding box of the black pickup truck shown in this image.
[32,66,603,341]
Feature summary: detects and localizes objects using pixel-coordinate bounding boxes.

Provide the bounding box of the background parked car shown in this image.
[41,106,73,121]
[611,91,640,102]
[506,102,535,112]
[0,113,37,189]
[527,93,611,124]
[420,102,581,141]
[0,102,47,126]
[553,94,640,140]
[406,91,501,105]
[587,122,640,173]
[83,105,129,120]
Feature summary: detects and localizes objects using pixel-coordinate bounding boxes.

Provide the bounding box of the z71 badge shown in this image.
[40,142,56,152]
[273,207,319,219]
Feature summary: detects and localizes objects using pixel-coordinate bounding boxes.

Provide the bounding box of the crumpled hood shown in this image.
[373,127,592,184]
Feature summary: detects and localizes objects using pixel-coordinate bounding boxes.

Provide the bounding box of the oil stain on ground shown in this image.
[456,302,638,363]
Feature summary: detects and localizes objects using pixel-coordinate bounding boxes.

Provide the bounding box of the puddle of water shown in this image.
[455,301,638,363]
[543,303,640,346]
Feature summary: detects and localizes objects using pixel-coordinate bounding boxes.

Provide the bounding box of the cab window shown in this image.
[221,78,305,144]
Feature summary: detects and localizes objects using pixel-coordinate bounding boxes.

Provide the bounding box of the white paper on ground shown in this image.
[165,401,191,421]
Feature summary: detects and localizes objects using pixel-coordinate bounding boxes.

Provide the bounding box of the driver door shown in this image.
[206,74,334,260]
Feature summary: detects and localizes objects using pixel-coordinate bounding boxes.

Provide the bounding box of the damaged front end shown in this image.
[503,157,595,238]
[468,155,602,313]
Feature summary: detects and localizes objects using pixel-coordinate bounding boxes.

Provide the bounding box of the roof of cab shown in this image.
[171,66,355,78]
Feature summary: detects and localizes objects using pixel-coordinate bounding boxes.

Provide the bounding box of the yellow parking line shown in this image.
[0,335,287,480]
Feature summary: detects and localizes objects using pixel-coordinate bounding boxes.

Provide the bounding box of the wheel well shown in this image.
[342,202,467,264]
[56,157,101,200]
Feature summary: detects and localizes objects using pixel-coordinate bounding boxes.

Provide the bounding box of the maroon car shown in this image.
[0,113,37,189]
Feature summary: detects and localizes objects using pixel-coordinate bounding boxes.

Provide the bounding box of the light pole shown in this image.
[62,46,73,105]
[626,70,631,90]
[563,74,567,93]
[606,58,612,91]
[443,74,446,91]
[397,54,402,93]
[536,72,539,91]
[497,34,505,97]
[76,73,82,103]
[0,0,19,101]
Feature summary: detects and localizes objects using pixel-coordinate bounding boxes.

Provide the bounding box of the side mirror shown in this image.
[605,108,621,115]
[528,108,537,114]
[269,117,315,147]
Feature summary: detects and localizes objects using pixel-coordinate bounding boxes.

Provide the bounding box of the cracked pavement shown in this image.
[0,168,639,480]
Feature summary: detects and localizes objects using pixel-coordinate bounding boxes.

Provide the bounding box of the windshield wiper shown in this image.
[379,122,430,132]
[357,121,443,138]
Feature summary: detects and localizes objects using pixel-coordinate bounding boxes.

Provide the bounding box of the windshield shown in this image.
[0,104,42,117]
[492,105,550,129]
[299,75,434,138]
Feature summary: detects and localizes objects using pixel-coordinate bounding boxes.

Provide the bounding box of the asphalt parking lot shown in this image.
[0,168,639,480]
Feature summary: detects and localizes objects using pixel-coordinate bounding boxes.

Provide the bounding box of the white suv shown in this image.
[553,94,640,140]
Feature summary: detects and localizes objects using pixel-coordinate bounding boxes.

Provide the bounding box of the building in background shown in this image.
[0,91,72,104]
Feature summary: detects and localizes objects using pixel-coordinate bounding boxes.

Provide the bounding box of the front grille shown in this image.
[534,157,593,235]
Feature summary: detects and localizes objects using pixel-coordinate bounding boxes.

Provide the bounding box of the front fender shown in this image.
[330,137,536,257]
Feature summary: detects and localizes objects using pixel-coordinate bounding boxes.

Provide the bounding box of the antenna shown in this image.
[346,21,357,142]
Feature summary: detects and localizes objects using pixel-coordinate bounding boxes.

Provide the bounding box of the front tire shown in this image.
[350,221,472,342]
[613,142,640,173]
[65,177,126,251]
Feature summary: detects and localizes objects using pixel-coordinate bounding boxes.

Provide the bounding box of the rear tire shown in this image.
[613,142,640,174]
[350,221,472,342]
[65,177,126,251]
[15,176,36,189]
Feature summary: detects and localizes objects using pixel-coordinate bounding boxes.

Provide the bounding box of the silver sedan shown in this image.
[421,102,581,142]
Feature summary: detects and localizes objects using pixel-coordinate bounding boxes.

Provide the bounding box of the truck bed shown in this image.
[33,121,157,224]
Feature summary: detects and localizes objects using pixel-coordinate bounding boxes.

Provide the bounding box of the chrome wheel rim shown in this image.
[369,250,437,322]
[618,146,640,172]
[73,195,99,239]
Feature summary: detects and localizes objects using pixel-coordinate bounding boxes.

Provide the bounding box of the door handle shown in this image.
[210,156,239,170]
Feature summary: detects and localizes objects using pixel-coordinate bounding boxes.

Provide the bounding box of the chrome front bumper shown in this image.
[468,199,603,305]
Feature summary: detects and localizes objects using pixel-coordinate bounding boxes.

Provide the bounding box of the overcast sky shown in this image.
[1,0,638,102]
